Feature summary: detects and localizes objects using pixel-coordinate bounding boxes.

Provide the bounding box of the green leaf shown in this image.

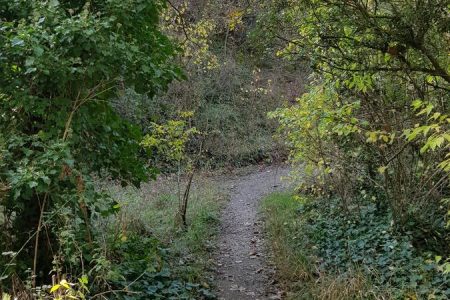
[33,46,44,57]
[11,38,24,47]
[49,0,60,7]
[25,57,35,67]
[28,181,38,188]
[41,176,51,185]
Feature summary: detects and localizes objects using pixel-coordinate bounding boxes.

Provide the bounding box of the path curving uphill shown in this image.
[215,165,290,300]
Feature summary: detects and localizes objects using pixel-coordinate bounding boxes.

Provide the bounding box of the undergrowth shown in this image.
[90,175,225,299]
[262,193,450,300]
[1,173,225,299]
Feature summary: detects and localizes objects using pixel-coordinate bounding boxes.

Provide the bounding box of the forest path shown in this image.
[214,165,290,300]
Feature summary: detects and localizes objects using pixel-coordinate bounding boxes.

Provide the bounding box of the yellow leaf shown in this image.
[79,274,88,285]
[366,131,377,143]
[2,293,11,300]
[378,166,387,174]
[60,279,70,289]
[50,284,61,293]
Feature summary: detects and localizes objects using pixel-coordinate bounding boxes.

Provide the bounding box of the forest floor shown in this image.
[214,164,291,300]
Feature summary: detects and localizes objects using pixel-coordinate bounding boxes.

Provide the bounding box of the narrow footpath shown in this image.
[215,165,290,300]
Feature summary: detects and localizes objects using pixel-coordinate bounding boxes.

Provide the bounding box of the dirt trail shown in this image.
[215,165,290,300]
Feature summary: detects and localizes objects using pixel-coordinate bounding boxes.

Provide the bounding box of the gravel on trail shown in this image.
[215,165,291,300]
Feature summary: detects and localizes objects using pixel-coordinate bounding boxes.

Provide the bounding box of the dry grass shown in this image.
[305,274,392,300]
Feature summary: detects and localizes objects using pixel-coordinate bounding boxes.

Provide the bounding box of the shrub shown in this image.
[0,0,180,293]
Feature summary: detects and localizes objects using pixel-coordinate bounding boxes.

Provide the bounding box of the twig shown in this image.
[62,80,116,141]
[32,193,48,288]
[166,0,201,48]
[91,289,141,299]
[91,271,146,298]
[0,197,78,280]
[180,170,195,227]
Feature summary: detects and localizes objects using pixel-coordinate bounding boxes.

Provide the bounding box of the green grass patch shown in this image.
[262,193,312,284]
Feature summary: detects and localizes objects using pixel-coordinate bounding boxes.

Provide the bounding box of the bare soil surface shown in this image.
[215,164,291,300]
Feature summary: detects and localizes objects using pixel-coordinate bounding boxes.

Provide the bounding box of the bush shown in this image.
[263,6,450,287]
[0,0,180,294]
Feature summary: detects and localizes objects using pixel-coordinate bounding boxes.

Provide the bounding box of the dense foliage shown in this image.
[268,0,449,242]
[261,0,450,298]
[0,0,181,295]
